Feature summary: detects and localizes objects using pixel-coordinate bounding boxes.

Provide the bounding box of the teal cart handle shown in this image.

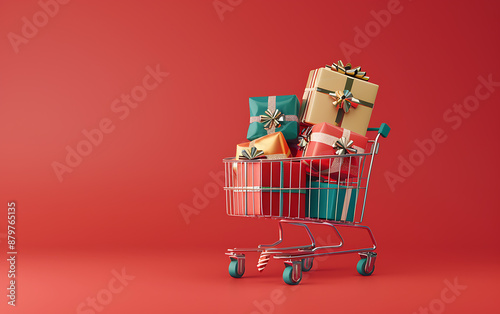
[367,123,390,138]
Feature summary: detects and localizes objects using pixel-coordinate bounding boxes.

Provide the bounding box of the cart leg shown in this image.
[357,252,376,276]
[285,221,316,249]
[228,254,245,278]
[283,260,302,285]
[259,220,317,251]
[258,221,284,249]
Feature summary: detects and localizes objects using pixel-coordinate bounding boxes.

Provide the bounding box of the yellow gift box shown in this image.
[236,132,291,160]
[300,64,378,136]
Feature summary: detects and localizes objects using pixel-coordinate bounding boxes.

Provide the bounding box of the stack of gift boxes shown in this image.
[232,60,378,222]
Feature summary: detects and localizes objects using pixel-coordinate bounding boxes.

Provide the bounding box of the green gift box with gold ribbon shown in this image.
[247,95,300,141]
[300,61,378,136]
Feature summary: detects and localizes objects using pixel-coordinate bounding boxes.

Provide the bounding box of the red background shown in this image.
[1,0,499,313]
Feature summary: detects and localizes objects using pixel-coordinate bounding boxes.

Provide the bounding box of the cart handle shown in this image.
[367,123,390,138]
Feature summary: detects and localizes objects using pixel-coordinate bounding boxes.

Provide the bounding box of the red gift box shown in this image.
[232,160,306,218]
[303,122,368,180]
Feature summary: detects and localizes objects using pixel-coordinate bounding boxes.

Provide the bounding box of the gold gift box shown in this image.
[300,67,378,136]
[236,132,291,160]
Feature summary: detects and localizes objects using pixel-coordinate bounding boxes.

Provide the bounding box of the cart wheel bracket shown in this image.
[358,252,377,274]
[283,260,302,285]
[229,254,245,278]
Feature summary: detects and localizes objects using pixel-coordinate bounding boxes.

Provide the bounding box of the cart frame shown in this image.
[224,123,390,285]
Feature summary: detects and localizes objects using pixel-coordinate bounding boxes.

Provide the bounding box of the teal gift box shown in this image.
[247,95,300,141]
[305,181,358,222]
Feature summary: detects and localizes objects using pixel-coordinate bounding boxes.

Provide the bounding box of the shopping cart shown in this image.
[223,123,390,285]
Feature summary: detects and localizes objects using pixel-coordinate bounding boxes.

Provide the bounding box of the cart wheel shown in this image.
[356,258,375,276]
[228,258,245,278]
[283,265,302,285]
[301,258,314,272]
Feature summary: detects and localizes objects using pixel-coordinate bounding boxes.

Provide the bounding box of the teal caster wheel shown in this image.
[356,252,376,276]
[283,261,302,285]
[228,255,245,278]
[301,258,314,272]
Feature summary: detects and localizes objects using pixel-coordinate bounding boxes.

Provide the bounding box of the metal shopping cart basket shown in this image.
[223,123,390,285]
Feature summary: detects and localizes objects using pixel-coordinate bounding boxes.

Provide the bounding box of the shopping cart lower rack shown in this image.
[223,123,390,285]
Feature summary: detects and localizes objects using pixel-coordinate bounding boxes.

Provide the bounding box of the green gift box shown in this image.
[305,181,358,222]
[247,95,300,141]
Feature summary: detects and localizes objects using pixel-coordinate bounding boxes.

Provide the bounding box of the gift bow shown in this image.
[240,147,265,160]
[260,109,284,129]
[298,126,312,150]
[330,89,360,113]
[335,137,357,155]
[330,60,369,81]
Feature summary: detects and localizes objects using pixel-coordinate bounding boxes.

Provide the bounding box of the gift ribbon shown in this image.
[249,96,299,135]
[309,128,365,175]
[310,129,364,154]
[330,90,360,113]
[239,147,265,160]
[238,186,306,194]
[335,137,357,155]
[259,109,284,129]
[298,126,312,150]
[314,85,373,126]
[327,60,369,81]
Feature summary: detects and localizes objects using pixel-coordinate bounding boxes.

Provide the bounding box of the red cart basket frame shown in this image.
[223,124,390,285]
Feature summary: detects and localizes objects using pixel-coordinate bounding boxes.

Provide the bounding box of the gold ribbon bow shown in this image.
[298,126,312,150]
[260,109,284,130]
[335,137,357,155]
[331,60,369,81]
[331,89,360,113]
[239,147,265,160]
